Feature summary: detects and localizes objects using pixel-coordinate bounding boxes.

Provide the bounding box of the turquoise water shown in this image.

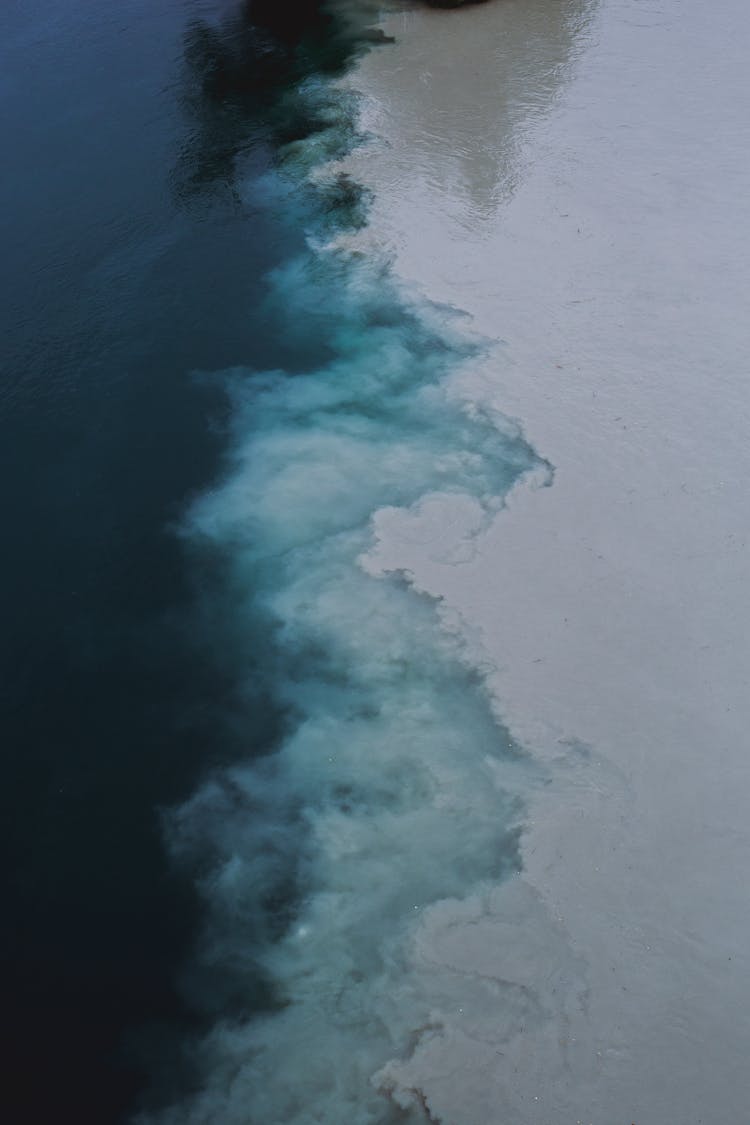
[146,37,547,1125]
[1,1,543,1120]
[157,236,541,1125]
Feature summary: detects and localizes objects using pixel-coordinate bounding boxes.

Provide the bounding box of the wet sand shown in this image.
[340,0,750,1120]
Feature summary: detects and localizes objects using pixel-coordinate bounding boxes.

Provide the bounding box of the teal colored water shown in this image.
[1,2,540,1122]
[0,1,372,1118]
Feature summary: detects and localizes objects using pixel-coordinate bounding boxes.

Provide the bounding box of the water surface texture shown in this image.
[1,0,543,1120]
[0,0,394,1118]
[341,0,750,1120]
[4,0,750,1122]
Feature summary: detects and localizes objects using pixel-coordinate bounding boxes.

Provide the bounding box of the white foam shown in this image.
[142,219,555,1121]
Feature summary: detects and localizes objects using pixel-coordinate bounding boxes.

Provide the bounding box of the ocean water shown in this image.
[337,0,750,1121]
[1,1,545,1122]
[9,0,747,1121]
[0,0,370,1118]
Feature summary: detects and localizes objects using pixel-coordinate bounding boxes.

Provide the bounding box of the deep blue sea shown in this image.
[0,2,360,1118]
[0,2,536,1122]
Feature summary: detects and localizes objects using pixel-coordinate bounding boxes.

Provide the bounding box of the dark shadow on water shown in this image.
[172,0,390,205]
[0,1,386,1123]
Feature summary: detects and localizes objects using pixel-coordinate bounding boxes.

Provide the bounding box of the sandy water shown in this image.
[338,0,750,1120]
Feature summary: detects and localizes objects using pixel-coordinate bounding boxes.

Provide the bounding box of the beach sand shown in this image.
[338,0,750,1119]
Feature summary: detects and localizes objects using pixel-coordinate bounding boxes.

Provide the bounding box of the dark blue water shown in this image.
[0,1,376,1120]
[1,1,534,1120]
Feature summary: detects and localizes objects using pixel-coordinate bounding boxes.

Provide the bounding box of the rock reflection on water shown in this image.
[345,0,598,223]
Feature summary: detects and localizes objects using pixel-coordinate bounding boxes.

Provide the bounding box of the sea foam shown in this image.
[143,47,547,1125]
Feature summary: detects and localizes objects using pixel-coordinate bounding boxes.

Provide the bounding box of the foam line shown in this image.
[143,49,546,1125]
